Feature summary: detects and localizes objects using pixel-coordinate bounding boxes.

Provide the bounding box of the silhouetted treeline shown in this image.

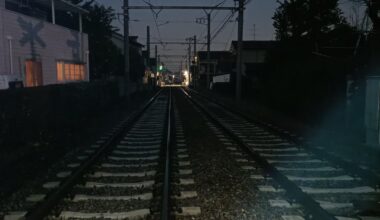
[253,0,370,135]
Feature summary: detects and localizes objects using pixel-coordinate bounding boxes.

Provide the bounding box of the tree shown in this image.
[264,0,363,131]
[352,0,380,30]
[273,0,309,40]
[61,1,123,80]
[82,4,122,79]
[273,0,347,46]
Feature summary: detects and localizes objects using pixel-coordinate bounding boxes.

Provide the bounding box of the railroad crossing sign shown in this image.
[18,17,46,58]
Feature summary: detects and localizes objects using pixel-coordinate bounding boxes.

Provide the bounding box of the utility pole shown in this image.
[158,54,161,86]
[193,35,197,88]
[206,13,211,90]
[235,0,244,101]
[125,4,239,90]
[253,24,256,40]
[158,55,161,69]
[155,45,158,86]
[123,0,130,100]
[147,26,153,88]
[193,35,197,59]
[187,38,191,74]
[146,26,150,68]
[155,45,158,72]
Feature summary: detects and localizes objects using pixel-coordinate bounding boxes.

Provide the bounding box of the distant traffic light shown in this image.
[159,65,163,71]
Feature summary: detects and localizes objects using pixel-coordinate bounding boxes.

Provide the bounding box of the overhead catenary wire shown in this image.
[196,0,228,44]
[126,0,242,70]
[199,10,236,51]
[225,18,237,50]
[142,0,165,47]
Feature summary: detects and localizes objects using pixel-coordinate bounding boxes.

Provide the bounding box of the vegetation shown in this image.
[252,0,367,134]
[60,0,123,80]
[352,0,380,30]
[81,4,123,80]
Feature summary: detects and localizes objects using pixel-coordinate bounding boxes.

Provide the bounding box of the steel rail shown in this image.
[161,88,173,220]
[26,89,163,220]
[187,88,380,191]
[181,88,337,220]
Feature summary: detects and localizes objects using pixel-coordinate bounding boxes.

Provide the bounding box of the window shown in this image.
[56,61,86,82]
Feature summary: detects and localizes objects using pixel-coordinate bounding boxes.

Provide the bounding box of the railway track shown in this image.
[182,88,380,220]
[2,86,379,219]
[2,89,200,220]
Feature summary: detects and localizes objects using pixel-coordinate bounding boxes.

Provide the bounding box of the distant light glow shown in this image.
[183,70,189,86]
[183,70,189,77]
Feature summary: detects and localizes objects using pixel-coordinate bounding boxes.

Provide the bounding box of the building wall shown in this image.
[0,7,88,87]
[243,50,267,64]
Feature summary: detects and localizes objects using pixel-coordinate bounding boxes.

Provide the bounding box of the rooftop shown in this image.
[111,33,144,48]
[5,0,88,14]
[230,40,278,51]
[197,51,235,60]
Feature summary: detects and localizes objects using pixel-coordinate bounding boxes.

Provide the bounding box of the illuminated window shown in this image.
[57,62,63,81]
[56,61,86,82]
[25,60,43,87]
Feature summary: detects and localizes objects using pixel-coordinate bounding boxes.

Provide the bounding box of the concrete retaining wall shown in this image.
[0,81,120,151]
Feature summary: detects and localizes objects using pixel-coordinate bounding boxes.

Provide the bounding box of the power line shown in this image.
[225,18,237,50]
[199,10,236,51]
[196,0,228,44]
[141,0,165,47]
[211,11,236,41]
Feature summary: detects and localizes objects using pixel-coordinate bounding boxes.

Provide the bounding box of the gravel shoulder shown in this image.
[193,88,380,184]
[174,89,302,219]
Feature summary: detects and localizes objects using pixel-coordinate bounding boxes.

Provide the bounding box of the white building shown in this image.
[0,0,89,89]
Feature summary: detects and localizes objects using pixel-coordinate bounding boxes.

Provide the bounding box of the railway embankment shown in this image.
[0,81,155,199]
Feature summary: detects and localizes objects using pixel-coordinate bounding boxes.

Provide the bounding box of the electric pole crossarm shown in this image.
[125,6,238,10]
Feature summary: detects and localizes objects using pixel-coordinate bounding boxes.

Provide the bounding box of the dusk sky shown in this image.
[97,0,365,71]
